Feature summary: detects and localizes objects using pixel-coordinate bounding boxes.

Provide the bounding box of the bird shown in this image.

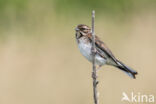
[75,24,138,79]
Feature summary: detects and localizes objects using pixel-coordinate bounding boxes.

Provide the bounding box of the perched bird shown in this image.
[75,24,138,79]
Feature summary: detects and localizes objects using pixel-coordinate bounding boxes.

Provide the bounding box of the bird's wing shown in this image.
[87,34,118,65]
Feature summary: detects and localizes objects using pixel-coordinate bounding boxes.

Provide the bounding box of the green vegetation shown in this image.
[0,0,156,18]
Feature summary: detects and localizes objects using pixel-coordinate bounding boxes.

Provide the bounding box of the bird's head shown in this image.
[75,24,91,39]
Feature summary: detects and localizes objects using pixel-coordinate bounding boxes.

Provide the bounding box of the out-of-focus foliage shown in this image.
[0,1,156,104]
[0,0,156,17]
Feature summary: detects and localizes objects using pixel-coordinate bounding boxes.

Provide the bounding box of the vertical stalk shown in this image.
[91,10,99,104]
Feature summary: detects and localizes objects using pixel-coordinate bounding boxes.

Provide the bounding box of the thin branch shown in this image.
[91,10,99,104]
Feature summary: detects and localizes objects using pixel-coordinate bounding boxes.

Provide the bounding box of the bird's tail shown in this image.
[115,60,138,79]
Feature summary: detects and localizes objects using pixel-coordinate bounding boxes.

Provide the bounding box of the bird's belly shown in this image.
[95,55,107,65]
[78,42,106,65]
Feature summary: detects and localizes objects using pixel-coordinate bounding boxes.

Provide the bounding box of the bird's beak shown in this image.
[75,27,79,32]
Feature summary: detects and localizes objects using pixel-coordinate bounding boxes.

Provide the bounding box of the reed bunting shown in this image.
[75,24,138,79]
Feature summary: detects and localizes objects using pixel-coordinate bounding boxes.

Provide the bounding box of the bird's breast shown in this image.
[77,38,107,65]
[78,38,92,62]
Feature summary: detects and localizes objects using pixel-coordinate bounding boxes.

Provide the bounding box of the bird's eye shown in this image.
[80,28,85,30]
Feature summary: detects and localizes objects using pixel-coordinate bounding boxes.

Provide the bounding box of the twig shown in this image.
[91,10,99,104]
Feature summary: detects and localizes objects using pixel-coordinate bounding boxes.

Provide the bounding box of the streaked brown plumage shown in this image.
[75,24,138,79]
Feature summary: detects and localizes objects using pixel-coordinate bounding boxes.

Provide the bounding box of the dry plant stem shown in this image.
[91,10,99,104]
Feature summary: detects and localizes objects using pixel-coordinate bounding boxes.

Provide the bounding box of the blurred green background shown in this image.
[0,0,156,104]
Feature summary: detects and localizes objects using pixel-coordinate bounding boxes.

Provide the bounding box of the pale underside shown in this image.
[77,36,107,66]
